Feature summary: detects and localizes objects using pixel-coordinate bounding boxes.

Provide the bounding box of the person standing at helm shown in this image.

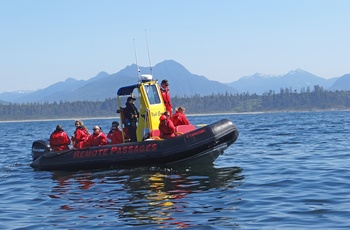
[124,96,139,142]
[160,79,173,115]
[159,111,176,139]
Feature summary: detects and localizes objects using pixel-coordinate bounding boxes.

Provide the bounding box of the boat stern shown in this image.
[32,140,51,161]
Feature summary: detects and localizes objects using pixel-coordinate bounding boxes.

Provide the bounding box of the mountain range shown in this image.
[227,69,340,95]
[1,60,349,104]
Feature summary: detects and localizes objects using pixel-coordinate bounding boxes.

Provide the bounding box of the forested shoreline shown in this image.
[1,85,349,121]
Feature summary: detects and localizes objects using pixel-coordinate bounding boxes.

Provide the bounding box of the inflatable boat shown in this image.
[31,74,239,171]
[31,119,238,171]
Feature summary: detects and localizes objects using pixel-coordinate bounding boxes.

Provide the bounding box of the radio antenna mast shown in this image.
[133,39,141,81]
[145,29,152,75]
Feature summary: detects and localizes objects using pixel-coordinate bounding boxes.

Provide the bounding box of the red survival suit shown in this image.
[107,129,123,144]
[171,111,190,126]
[86,131,108,147]
[159,116,176,139]
[50,130,71,151]
[72,126,89,149]
[160,85,172,115]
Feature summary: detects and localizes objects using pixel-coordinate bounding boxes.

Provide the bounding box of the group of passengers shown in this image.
[49,93,139,152]
[158,79,191,138]
[49,120,123,151]
[158,106,190,139]
[49,79,189,150]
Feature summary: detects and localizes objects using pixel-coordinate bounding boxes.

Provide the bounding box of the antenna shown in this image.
[133,39,141,81]
[145,29,152,75]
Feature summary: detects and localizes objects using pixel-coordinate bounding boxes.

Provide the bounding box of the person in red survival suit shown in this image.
[107,121,123,144]
[171,106,190,126]
[160,79,173,115]
[86,126,108,147]
[71,120,90,149]
[50,125,71,151]
[159,112,176,139]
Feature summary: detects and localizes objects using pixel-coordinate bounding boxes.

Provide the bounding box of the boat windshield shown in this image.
[145,84,161,105]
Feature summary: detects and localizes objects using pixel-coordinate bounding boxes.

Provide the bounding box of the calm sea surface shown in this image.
[0,111,349,229]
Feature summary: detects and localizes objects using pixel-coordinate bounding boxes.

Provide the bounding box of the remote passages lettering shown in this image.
[73,143,158,159]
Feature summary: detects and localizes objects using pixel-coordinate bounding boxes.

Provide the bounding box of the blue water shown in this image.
[1,111,349,229]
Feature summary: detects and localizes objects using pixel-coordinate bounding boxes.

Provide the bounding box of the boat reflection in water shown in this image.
[49,165,244,227]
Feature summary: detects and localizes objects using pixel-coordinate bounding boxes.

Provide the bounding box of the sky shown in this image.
[1,0,350,93]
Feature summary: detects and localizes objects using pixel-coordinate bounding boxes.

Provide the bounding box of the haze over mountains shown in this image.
[227,69,341,95]
[1,60,349,104]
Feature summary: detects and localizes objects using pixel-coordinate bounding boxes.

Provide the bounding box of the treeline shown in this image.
[1,85,349,121]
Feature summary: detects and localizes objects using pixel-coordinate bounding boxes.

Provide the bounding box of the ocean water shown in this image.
[0,111,349,229]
